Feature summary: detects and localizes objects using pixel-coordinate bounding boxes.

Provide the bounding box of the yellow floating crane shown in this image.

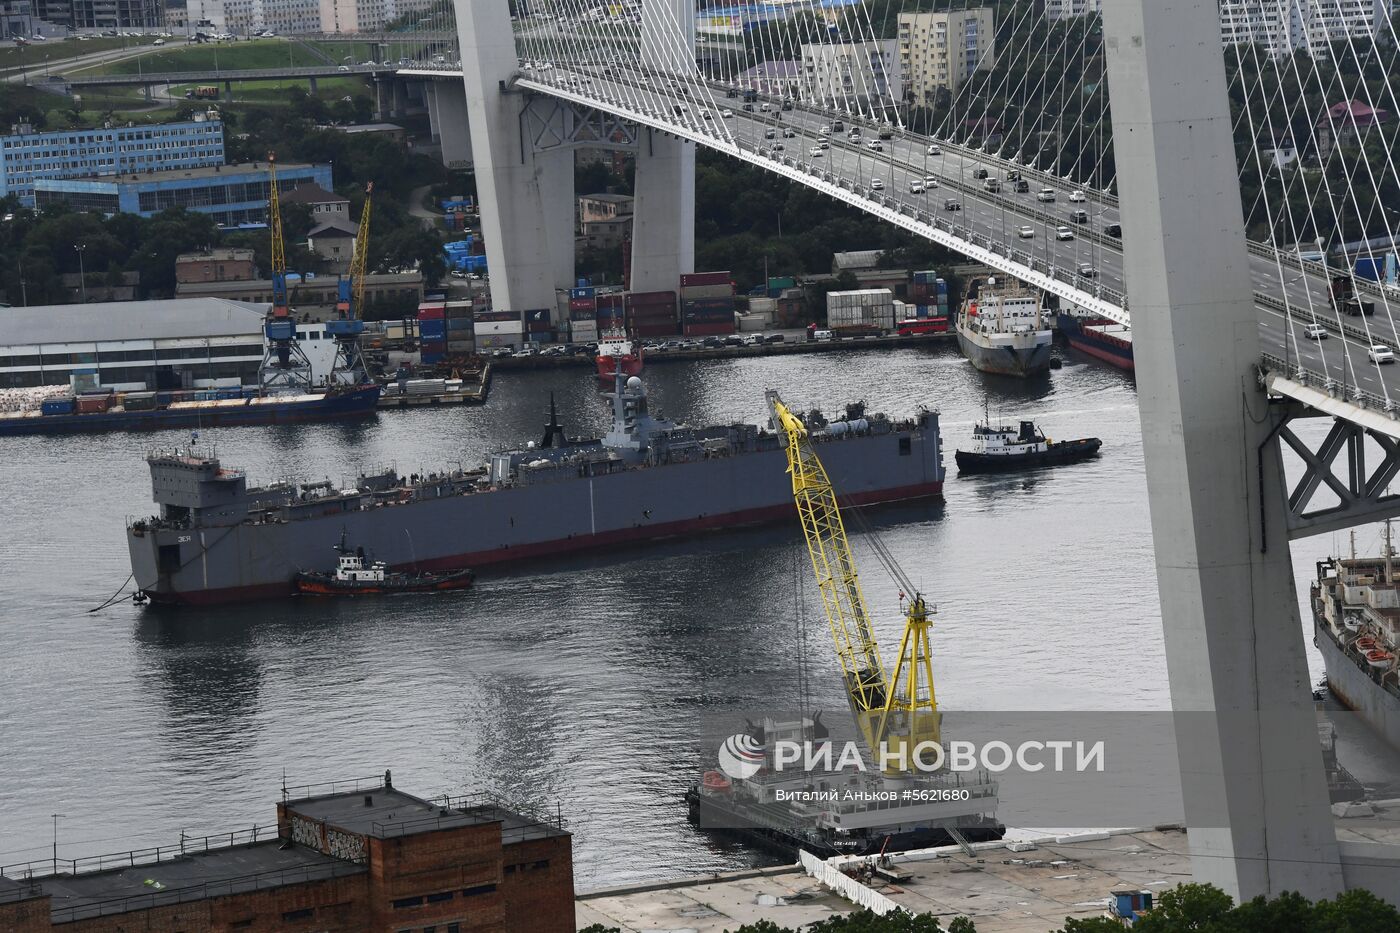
[767,392,940,769]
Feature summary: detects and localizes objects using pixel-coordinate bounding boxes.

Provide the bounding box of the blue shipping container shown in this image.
[569,287,596,299]
[41,398,76,415]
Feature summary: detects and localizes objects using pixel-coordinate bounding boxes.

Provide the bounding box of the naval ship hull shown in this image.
[956,330,1052,378]
[128,425,943,605]
[1315,614,1400,749]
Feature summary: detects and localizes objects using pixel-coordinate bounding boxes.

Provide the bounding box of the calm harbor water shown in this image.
[0,342,1362,888]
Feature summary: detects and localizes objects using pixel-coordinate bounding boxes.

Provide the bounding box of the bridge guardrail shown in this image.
[1259,352,1396,414]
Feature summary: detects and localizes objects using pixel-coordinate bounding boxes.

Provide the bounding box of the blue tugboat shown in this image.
[955,420,1101,474]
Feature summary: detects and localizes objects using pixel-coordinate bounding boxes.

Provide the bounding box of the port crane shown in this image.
[327,182,372,386]
[767,393,941,769]
[257,151,315,394]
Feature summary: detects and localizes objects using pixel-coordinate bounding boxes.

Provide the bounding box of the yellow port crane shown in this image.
[258,151,313,393]
[338,182,373,320]
[767,392,940,767]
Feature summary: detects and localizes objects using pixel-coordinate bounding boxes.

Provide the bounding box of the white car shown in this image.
[721,109,734,118]
[908,180,925,194]
[1370,344,1395,363]
[819,125,831,135]
[1017,225,1036,239]
[1304,323,1328,340]
[1070,189,1087,202]
[1036,188,1057,202]
[813,329,834,341]
[760,102,771,111]
[870,178,884,190]
[1055,226,1074,241]
[927,144,941,155]
[809,146,825,157]
[923,174,938,187]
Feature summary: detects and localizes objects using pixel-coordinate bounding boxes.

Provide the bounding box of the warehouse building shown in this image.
[32,160,331,225]
[0,773,575,932]
[0,298,338,390]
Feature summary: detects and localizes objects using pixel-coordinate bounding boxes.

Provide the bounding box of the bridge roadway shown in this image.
[65,62,395,87]
[510,61,1400,410]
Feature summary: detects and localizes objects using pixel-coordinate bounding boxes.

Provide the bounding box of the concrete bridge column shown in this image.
[453,0,573,315]
[374,78,390,121]
[309,76,318,94]
[631,0,695,292]
[223,80,233,102]
[1102,0,1344,900]
[391,79,407,119]
[428,79,474,170]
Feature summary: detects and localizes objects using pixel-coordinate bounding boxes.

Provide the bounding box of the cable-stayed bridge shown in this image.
[386,0,1400,901]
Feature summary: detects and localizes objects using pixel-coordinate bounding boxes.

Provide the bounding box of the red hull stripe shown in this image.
[146,480,944,605]
[1066,336,1135,371]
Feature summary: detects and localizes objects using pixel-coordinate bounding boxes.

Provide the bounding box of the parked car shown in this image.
[813,329,834,341]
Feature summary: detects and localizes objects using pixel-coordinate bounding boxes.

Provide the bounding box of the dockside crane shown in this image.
[257,151,315,394]
[766,392,941,769]
[327,182,373,386]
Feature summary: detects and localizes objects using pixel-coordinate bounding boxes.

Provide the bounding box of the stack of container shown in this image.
[525,308,555,344]
[597,293,626,334]
[445,300,474,355]
[680,272,736,337]
[418,300,447,362]
[767,275,797,298]
[628,290,679,337]
[910,272,950,320]
[474,308,524,351]
[444,237,488,273]
[827,289,896,334]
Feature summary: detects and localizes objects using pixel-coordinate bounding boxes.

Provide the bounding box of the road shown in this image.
[0,39,169,84]
[513,60,1400,405]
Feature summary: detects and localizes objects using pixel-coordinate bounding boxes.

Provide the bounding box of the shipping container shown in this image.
[913,270,939,284]
[749,297,777,315]
[528,332,555,344]
[568,297,598,312]
[474,310,522,323]
[474,320,526,336]
[683,296,735,310]
[527,321,554,334]
[418,306,446,321]
[598,294,626,309]
[524,308,551,323]
[446,318,472,331]
[679,283,734,300]
[683,321,736,337]
[570,309,598,322]
[419,321,447,337]
[123,392,158,411]
[634,322,679,337]
[569,286,597,299]
[767,276,797,292]
[680,271,732,288]
[568,321,599,339]
[446,339,474,352]
[475,334,521,350]
[41,398,76,415]
[421,352,444,364]
[630,290,676,306]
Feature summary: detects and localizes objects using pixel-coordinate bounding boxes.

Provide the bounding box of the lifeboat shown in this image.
[1343,612,1362,631]
[701,770,732,794]
[1356,636,1378,652]
[1365,649,1394,670]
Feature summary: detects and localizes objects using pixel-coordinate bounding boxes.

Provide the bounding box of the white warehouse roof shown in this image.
[0,298,269,349]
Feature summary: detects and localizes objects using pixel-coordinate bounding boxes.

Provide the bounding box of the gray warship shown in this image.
[127,371,946,605]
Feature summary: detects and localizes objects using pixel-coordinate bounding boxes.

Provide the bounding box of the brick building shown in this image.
[0,773,574,932]
[176,247,259,284]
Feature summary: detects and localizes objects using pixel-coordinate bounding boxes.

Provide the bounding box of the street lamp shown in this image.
[74,243,87,302]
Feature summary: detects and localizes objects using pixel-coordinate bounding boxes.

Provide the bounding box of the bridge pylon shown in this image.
[454,0,575,318]
[1102,0,1344,899]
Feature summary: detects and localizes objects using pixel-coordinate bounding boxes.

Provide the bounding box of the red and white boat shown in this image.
[596,327,643,379]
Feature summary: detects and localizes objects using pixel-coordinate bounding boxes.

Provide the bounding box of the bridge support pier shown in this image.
[1102,0,1343,900]
[630,0,696,293]
[425,80,473,170]
[309,76,318,94]
[453,0,574,318]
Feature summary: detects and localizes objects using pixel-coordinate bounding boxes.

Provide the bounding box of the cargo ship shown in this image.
[1057,312,1134,372]
[127,371,945,604]
[0,384,381,436]
[1311,530,1400,750]
[955,278,1052,378]
[595,327,642,379]
[686,715,1002,858]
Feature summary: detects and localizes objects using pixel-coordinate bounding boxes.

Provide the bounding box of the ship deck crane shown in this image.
[327,182,372,386]
[767,392,940,768]
[258,151,314,394]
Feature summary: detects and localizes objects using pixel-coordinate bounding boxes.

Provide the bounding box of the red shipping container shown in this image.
[629,290,676,306]
[568,297,597,311]
[418,307,446,321]
[78,395,112,413]
[683,321,736,337]
[634,322,679,337]
[629,307,677,321]
[527,321,554,334]
[679,271,731,288]
[598,294,626,309]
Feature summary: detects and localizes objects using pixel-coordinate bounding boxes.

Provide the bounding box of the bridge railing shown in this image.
[1260,352,1395,413]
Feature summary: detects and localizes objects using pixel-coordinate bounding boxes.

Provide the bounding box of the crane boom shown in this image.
[338,183,372,320]
[267,152,288,319]
[768,391,940,764]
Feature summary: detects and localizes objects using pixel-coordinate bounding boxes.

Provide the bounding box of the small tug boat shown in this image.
[955,419,1101,474]
[295,540,475,596]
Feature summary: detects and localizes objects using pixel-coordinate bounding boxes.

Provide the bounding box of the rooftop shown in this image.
[579,192,635,203]
[308,218,358,238]
[35,160,324,187]
[31,838,362,925]
[329,122,405,134]
[0,297,267,347]
[832,249,887,271]
[285,786,569,844]
[176,247,255,263]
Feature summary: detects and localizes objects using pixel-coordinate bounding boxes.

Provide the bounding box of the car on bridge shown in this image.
[820,125,831,135]
[782,129,796,138]
[983,178,1002,193]
[1369,344,1395,364]
[927,144,942,155]
[809,146,825,157]
[1304,323,1328,340]
[1070,190,1087,202]
[871,178,885,190]
[945,199,962,211]
[1017,225,1036,238]
[909,180,926,194]
[765,129,775,139]
[1071,209,1090,224]
[923,175,939,187]
[973,168,989,179]
[1012,179,1030,193]
[1037,188,1057,202]
[1055,226,1074,241]
[866,140,884,151]
[1078,263,1097,277]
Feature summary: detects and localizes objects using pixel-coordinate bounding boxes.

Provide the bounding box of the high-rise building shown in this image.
[1043,0,1103,20]
[799,40,901,111]
[0,115,225,207]
[1219,0,1393,59]
[897,8,996,107]
[69,0,164,29]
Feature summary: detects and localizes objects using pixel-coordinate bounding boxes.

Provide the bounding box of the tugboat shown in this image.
[595,326,643,380]
[295,538,475,596]
[955,420,1101,474]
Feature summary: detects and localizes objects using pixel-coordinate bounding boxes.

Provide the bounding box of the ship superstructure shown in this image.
[1312,531,1400,749]
[956,278,1052,378]
[127,371,944,604]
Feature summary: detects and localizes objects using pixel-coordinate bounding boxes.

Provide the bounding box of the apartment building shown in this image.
[1043,0,1102,20]
[1220,0,1394,59]
[898,8,996,107]
[68,0,163,28]
[799,39,901,111]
